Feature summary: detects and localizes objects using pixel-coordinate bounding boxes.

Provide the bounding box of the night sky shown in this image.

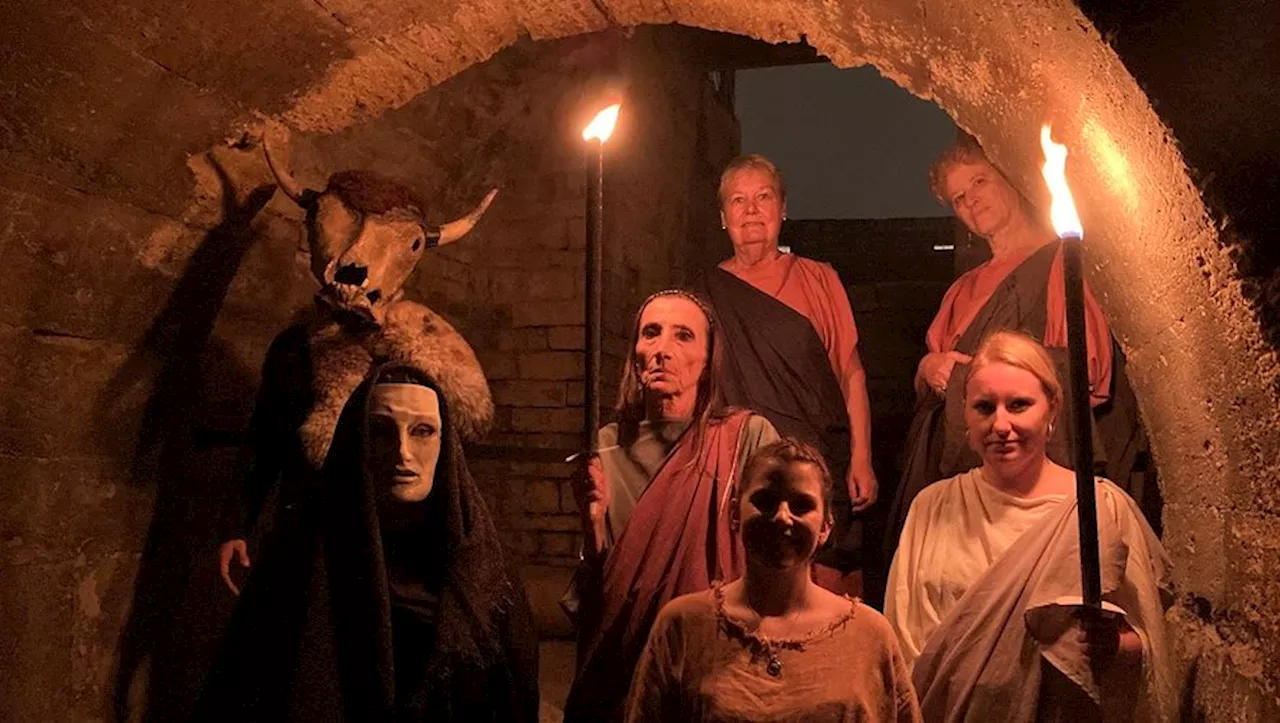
[737,64,959,221]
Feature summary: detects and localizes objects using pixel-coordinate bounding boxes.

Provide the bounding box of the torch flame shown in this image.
[1040,125,1084,239]
[583,104,621,143]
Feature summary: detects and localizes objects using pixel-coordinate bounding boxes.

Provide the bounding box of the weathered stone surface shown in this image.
[517,351,585,381]
[524,479,564,515]
[0,0,1276,720]
[512,407,583,435]
[547,325,586,351]
[517,564,576,638]
[491,380,568,408]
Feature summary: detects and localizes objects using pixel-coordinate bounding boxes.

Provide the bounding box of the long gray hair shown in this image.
[613,289,731,440]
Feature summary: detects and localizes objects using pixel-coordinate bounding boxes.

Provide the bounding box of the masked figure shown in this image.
[200,136,518,719]
[200,359,538,721]
[215,134,496,584]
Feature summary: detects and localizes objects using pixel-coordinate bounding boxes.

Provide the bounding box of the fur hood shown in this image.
[298,299,494,469]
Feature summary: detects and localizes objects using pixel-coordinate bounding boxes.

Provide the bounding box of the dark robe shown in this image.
[197,367,538,722]
[564,410,756,723]
[883,241,1148,564]
[703,267,861,571]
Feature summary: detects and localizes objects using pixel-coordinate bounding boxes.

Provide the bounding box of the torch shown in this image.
[1040,126,1102,610]
[579,103,621,519]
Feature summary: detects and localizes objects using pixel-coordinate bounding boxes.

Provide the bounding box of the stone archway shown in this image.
[1,0,1276,719]
[260,3,1277,712]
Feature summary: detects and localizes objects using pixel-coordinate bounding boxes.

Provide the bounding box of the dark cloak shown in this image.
[703,266,861,571]
[883,240,1148,566]
[197,365,538,722]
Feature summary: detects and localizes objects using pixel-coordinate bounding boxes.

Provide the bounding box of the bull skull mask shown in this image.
[263,136,496,326]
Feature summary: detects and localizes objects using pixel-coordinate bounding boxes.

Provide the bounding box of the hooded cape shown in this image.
[200,345,533,721]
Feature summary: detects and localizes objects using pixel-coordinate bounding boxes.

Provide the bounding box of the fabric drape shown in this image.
[705,264,861,570]
[564,411,768,723]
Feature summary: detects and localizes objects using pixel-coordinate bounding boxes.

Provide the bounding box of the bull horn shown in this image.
[431,188,498,246]
[262,132,311,205]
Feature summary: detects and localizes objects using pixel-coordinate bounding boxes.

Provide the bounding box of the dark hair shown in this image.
[614,289,729,438]
[740,437,836,515]
[325,170,426,218]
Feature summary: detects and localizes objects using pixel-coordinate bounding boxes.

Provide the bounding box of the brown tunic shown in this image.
[625,587,921,723]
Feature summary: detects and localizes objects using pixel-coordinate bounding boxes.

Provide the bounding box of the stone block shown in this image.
[495,459,574,479]
[560,481,578,514]
[0,330,136,459]
[524,480,563,515]
[539,531,578,559]
[547,325,586,351]
[0,554,75,722]
[487,249,585,271]
[485,432,579,452]
[516,351,584,381]
[1223,511,1280,667]
[476,351,518,381]
[493,328,548,352]
[515,515,582,533]
[490,267,579,302]
[0,178,176,346]
[491,381,567,408]
[1162,501,1226,606]
[511,407,582,434]
[511,301,584,328]
[490,406,513,433]
[0,454,150,548]
[517,564,576,638]
[484,219,570,252]
[510,530,539,558]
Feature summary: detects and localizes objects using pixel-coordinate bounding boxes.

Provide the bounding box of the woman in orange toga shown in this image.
[883,139,1144,564]
[703,154,876,596]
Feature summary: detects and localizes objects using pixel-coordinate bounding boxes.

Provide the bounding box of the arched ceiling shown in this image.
[268,2,1280,706]
[1,0,1276,714]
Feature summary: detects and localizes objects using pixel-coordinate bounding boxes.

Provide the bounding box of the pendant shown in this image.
[766,656,783,677]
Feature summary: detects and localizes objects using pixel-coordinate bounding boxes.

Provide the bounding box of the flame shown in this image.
[1039,125,1083,239]
[583,103,621,142]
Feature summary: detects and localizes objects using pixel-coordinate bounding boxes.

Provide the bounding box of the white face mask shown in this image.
[366,384,443,503]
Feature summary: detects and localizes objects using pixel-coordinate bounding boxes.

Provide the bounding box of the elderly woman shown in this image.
[703,154,875,595]
[885,331,1172,722]
[199,363,539,721]
[562,289,779,723]
[883,139,1144,566]
[625,438,920,723]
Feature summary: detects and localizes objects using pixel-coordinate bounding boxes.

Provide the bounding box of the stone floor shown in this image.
[538,639,577,723]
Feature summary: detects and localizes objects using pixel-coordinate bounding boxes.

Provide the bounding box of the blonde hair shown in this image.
[718,154,786,206]
[966,330,1063,409]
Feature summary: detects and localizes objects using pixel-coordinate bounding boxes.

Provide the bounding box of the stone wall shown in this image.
[2,0,1278,720]
[0,26,735,721]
